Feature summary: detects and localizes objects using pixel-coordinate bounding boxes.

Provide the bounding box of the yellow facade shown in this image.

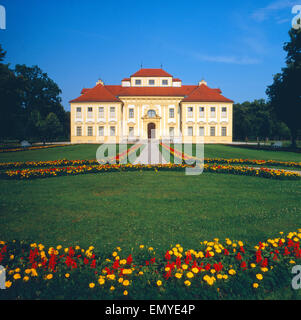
[70,69,233,144]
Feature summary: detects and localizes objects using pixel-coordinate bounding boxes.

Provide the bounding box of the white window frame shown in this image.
[210,126,216,137]
[129,108,134,119]
[147,109,156,118]
[87,107,94,122]
[188,126,193,136]
[98,106,105,121]
[148,79,155,86]
[209,106,217,123]
[129,126,134,137]
[221,107,227,118]
[76,126,82,136]
[169,127,175,137]
[110,126,116,136]
[221,126,227,137]
[76,107,82,121]
[199,106,205,119]
[98,126,104,137]
[162,79,168,86]
[199,126,205,136]
[109,106,116,121]
[87,126,93,137]
[220,106,229,122]
[187,107,194,119]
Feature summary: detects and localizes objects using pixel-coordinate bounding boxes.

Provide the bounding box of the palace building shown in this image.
[69,68,233,143]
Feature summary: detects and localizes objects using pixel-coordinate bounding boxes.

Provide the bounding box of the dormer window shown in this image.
[135,79,141,85]
[162,79,168,86]
[149,79,155,86]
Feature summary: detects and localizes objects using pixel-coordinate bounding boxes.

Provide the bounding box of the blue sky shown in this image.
[0,0,299,110]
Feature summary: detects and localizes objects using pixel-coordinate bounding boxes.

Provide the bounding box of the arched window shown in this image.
[147,110,156,118]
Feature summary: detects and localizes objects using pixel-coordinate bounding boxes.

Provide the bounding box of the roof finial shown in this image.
[140,62,143,69]
[160,63,163,69]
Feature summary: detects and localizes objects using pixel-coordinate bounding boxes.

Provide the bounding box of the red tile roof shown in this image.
[80,88,91,94]
[182,84,233,103]
[172,78,181,82]
[70,84,121,103]
[130,68,172,77]
[70,80,232,103]
[122,78,130,81]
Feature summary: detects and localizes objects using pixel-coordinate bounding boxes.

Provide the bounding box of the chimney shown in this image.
[198,79,207,86]
[96,79,104,86]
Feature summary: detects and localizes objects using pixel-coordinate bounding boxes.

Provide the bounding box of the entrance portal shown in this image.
[147,123,156,139]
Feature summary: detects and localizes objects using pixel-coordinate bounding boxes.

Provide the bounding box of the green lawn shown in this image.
[163,143,301,163]
[204,144,301,162]
[0,144,131,163]
[1,143,301,163]
[1,170,300,255]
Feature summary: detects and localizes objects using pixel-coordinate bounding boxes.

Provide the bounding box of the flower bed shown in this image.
[160,142,301,169]
[0,230,300,299]
[0,144,70,153]
[0,144,142,170]
[0,163,300,180]
[1,156,301,171]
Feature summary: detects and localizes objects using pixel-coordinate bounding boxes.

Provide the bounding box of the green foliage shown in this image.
[266,28,301,147]
[233,99,290,141]
[0,45,25,140]
[0,43,69,142]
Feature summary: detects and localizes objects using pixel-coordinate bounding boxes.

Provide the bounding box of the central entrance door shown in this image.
[147,123,156,139]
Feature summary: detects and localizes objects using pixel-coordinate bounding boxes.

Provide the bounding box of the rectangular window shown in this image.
[210,126,215,136]
[199,126,204,136]
[149,79,155,85]
[162,79,168,85]
[129,108,134,119]
[129,127,134,137]
[76,107,82,118]
[110,107,116,118]
[169,127,175,137]
[98,126,104,136]
[169,108,175,118]
[87,126,93,136]
[188,126,193,136]
[199,107,205,118]
[210,107,216,118]
[110,126,116,136]
[135,79,141,85]
[98,107,104,118]
[76,126,82,136]
[221,127,227,136]
[187,107,193,118]
[87,107,93,118]
[221,107,227,118]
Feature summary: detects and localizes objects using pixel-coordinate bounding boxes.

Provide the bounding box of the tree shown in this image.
[14,64,66,122]
[44,112,63,142]
[0,44,71,142]
[266,28,301,148]
[0,44,24,140]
